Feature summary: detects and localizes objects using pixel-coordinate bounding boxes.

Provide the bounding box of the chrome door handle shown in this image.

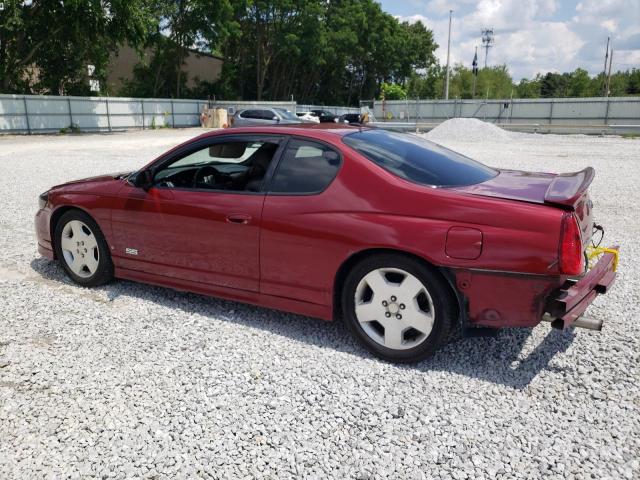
[226,214,251,224]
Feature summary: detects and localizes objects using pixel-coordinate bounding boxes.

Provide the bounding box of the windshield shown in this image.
[343,129,497,187]
[275,108,300,121]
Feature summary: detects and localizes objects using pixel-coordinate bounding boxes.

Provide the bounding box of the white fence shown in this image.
[371,97,640,133]
[0,94,364,134]
[6,94,635,135]
[0,94,212,134]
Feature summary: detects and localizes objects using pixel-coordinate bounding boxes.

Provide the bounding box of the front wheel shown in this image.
[54,210,114,287]
[342,254,456,363]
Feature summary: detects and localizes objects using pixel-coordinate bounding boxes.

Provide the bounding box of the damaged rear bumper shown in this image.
[543,246,618,330]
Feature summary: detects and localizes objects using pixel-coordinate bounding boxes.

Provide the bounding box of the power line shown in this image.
[481,28,494,68]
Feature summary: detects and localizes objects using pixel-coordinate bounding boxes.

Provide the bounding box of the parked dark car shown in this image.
[339,113,363,124]
[310,109,338,123]
[231,108,302,127]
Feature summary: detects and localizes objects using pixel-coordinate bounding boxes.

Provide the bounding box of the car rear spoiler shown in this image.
[544,167,595,209]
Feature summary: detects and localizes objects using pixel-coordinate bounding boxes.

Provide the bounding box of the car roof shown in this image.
[198,124,371,140]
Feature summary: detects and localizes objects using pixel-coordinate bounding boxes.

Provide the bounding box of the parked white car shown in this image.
[296,111,321,123]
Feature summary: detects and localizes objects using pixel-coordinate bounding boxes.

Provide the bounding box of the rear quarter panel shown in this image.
[260,144,565,310]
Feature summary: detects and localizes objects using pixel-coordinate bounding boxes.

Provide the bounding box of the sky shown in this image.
[378,0,640,80]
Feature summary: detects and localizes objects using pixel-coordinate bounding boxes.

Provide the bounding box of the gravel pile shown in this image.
[425,118,515,143]
[1,128,639,479]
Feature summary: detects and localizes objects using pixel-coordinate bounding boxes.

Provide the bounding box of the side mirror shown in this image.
[130,170,153,190]
[273,116,280,122]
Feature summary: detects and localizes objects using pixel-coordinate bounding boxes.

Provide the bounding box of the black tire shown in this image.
[342,253,456,363]
[53,209,114,287]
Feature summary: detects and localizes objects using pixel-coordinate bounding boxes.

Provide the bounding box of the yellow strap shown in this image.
[586,246,619,272]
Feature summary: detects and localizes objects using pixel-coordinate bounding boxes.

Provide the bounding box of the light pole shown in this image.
[444,9,452,100]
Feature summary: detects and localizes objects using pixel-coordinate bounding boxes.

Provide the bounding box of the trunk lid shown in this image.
[455,167,595,246]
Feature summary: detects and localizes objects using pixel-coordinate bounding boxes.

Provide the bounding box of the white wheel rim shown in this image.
[354,267,435,350]
[60,220,99,278]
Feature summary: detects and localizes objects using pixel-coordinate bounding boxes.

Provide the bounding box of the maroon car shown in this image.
[35,125,618,363]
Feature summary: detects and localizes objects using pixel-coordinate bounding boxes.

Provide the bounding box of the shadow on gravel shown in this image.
[30,257,576,390]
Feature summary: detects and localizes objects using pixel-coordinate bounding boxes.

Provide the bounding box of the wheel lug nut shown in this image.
[396,314,402,319]
[382,301,388,307]
[390,296,396,302]
[400,304,405,310]
[385,312,391,318]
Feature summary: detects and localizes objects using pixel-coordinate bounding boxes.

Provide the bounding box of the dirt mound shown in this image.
[426,118,513,143]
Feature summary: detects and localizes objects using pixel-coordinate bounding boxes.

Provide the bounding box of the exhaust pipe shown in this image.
[541,314,603,331]
[572,317,603,331]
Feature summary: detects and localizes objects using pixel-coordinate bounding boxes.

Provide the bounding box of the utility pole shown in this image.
[606,49,614,97]
[444,9,453,100]
[472,45,478,99]
[481,28,494,68]
[602,37,610,96]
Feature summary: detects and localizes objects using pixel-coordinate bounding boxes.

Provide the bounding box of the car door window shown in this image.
[154,139,281,192]
[259,110,276,120]
[269,139,341,194]
[241,110,261,119]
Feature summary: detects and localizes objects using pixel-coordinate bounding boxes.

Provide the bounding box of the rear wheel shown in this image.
[54,210,114,287]
[342,254,455,363]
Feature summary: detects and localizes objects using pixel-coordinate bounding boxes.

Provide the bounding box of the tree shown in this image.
[380,82,406,100]
[567,68,592,97]
[540,72,569,98]
[0,0,152,94]
[516,76,542,98]
[406,66,443,99]
[214,0,438,104]
[153,0,232,98]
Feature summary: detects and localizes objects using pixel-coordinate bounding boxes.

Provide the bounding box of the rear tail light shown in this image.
[559,213,583,275]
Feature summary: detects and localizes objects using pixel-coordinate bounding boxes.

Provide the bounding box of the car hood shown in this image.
[51,171,132,191]
[453,169,556,205]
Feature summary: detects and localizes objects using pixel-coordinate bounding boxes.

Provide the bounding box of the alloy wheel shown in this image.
[60,220,100,278]
[354,267,435,350]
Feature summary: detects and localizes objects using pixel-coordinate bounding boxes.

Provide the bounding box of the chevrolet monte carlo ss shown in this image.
[35,125,618,363]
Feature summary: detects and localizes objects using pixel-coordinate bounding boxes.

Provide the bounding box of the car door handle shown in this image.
[226,214,251,224]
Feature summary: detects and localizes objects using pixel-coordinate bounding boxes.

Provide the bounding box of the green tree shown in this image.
[406,66,443,99]
[567,68,592,97]
[0,0,151,94]
[151,0,232,98]
[380,82,406,100]
[215,0,437,104]
[540,72,570,98]
[516,76,542,98]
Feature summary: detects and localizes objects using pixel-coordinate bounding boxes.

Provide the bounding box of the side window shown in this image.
[269,139,341,194]
[241,110,260,119]
[260,110,276,120]
[154,139,280,192]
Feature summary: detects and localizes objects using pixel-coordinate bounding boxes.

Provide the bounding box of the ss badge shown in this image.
[125,247,139,256]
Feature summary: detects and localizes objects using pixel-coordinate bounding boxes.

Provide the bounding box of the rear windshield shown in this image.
[343,129,497,187]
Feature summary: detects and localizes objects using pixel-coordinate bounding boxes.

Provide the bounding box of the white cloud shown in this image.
[399,0,639,80]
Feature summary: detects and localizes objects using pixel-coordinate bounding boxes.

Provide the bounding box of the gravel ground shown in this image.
[0,126,638,479]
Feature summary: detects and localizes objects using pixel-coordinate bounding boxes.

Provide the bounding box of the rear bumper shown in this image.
[544,246,618,329]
